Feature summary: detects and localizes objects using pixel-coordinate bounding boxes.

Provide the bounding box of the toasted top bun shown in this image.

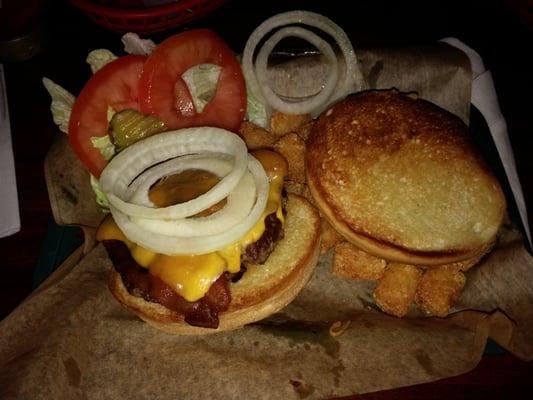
[108,194,321,334]
[306,90,506,265]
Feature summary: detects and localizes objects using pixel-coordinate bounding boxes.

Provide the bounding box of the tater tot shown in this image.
[283,180,306,196]
[373,263,423,317]
[301,183,317,207]
[295,120,315,141]
[273,132,306,183]
[270,112,312,138]
[320,219,343,254]
[238,121,275,150]
[332,242,386,279]
[415,266,466,317]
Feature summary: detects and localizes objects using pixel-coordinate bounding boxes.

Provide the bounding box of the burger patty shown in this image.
[103,212,284,329]
[243,213,284,264]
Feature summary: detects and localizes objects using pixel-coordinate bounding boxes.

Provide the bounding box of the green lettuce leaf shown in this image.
[86,49,118,73]
[42,77,75,134]
[181,63,222,114]
[90,135,116,161]
[90,175,110,212]
[235,54,268,128]
[245,79,268,128]
[121,32,156,55]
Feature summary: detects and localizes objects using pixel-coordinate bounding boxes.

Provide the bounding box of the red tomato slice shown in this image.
[138,29,246,132]
[68,55,146,177]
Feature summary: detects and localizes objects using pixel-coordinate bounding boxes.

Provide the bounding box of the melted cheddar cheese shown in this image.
[97,150,287,302]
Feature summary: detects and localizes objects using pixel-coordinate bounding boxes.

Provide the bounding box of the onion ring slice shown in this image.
[126,154,233,207]
[100,128,248,219]
[242,10,365,117]
[111,156,269,255]
[255,26,338,115]
[130,157,256,237]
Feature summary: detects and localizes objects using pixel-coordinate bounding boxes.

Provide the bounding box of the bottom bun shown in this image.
[108,194,321,335]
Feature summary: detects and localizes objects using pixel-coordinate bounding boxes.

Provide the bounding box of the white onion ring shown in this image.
[130,157,256,237]
[100,127,271,255]
[242,10,364,117]
[110,156,269,255]
[255,26,339,115]
[126,154,233,207]
[100,128,248,219]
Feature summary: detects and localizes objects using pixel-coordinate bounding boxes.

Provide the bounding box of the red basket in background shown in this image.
[69,0,228,35]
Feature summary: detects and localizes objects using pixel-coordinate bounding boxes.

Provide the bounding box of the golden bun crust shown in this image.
[108,194,321,334]
[306,90,506,265]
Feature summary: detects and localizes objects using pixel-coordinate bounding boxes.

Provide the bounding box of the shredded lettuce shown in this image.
[245,79,268,128]
[235,55,268,128]
[89,140,113,213]
[107,105,116,123]
[90,135,116,161]
[91,106,116,160]
[121,32,156,56]
[90,175,110,212]
[181,63,222,114]
[178,56,269,127]
[42,77,75,134]
[89,114,116,212]
[44,50,121,214]
[86,49,118,73]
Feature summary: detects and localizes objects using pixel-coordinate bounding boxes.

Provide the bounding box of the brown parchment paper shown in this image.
[1,44,532,400]
[267,42,472,123]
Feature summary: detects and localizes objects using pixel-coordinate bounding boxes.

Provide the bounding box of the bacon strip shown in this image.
[103,240,231,329]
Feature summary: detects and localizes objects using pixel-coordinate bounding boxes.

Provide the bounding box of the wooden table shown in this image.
[1,0,532,397]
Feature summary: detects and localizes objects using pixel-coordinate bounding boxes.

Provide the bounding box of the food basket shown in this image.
[69,0,228,34]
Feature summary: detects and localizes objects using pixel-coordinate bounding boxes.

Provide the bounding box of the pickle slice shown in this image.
[109,109,167,151]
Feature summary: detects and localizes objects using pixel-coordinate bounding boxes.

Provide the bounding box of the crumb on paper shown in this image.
[329,320,351,337]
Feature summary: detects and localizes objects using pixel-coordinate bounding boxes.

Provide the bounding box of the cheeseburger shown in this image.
[95,128,320,334]
[48,27,323,335]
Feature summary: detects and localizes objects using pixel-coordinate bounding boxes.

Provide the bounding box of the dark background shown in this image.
[1,0,532,397]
